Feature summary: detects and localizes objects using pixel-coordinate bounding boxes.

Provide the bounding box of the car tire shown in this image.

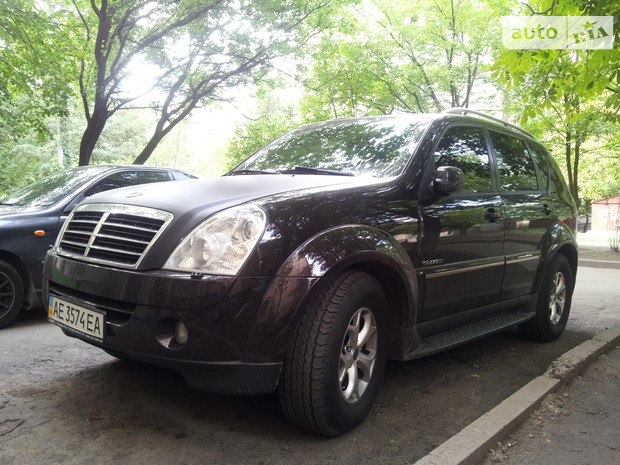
[520,254,573,342]
[0,260,25,329]
[278,270,387,437]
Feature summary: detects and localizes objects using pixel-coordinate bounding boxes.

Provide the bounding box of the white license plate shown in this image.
[48,295,105,342]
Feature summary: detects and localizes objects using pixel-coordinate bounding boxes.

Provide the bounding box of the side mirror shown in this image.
[433,166,463,194]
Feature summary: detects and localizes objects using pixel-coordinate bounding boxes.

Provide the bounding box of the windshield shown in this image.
[231,117,430,178]
[0,166,109,207]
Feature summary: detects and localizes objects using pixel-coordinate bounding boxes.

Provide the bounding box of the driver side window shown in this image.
[434,126,492,193]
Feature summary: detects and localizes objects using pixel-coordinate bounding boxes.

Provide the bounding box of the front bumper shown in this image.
[96,343,283,395]
[44,251,312,395]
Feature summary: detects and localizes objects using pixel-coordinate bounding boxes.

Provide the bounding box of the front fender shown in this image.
[243,225,418,362]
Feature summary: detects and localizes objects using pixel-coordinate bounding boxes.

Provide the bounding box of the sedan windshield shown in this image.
[231,116,430,178]
[0,166,109,207]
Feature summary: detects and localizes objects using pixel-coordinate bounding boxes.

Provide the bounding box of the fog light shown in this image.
[174,322,189,345]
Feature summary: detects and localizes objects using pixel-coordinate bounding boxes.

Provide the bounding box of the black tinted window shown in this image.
[87,171,170,196]
[548,156,566,194]
[434,126,492,193]
[490,132,539,191]
[528,143,550,191]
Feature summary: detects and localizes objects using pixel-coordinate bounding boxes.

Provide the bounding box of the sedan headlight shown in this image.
[163,204,266,276]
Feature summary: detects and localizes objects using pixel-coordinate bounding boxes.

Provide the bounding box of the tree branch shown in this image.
[521,0,558,15]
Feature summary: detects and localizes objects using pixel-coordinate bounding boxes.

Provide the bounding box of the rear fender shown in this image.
[534,222,578,293]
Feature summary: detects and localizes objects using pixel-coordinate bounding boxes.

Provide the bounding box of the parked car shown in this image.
[45,109,578,436]
[0,165,197,328]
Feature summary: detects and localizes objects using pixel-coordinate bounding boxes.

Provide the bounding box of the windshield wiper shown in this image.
[281,166,355,177]
[227,169,281,176]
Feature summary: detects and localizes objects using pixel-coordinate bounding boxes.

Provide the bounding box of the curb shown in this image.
[413,324,620,465]
[578,259,620,270]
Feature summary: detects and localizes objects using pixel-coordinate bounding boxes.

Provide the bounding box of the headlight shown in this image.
[163,204,266,276]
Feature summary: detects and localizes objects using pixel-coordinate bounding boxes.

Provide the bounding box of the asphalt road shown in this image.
[1,261,619,465]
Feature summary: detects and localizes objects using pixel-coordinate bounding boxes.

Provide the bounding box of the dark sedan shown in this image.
[0,165,197,328]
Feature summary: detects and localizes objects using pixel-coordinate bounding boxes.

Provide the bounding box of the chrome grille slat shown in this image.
[60,239,92,247]
[88,245,143,256]
[64,229,94,235]
[57,204,173,269]
[93,233,151,246]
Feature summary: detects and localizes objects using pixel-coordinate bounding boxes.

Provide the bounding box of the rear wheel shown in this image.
[0,260,24,329]
[520,254,573,342]
[278,271,387,436]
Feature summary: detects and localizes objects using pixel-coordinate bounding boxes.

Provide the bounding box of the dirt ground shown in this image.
[2,260,619,465]
[484,346,620,465]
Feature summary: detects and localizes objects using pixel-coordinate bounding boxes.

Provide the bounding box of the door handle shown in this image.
[484,208,501,223]
[542,204,553,215]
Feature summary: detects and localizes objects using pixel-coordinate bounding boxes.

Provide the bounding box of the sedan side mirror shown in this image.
[433,166,464,194]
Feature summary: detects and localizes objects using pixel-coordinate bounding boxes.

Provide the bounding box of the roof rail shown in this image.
[442,107,534,138]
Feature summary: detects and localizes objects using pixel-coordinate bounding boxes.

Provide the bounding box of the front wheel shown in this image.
[0,260,24,329]
[278,271,387,436]
[520,254,574,342]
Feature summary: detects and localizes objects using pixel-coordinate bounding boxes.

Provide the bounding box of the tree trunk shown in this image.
[79,107,108,166]
[78,0,111,166]
[565,129,573,192]
[132,133,165,165]
[573,138,581,209]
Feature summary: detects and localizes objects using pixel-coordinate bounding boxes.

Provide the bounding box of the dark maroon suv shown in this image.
[44,109,578,436]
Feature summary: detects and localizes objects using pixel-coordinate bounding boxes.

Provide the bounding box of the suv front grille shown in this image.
[57,203,173,269]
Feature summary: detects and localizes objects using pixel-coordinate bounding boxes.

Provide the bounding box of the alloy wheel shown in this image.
[548,271,566,324]
[339,307,378,404]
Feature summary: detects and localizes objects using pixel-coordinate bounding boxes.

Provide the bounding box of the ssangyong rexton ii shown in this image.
[45,109,578,436]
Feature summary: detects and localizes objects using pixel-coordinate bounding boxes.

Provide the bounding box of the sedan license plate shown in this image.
[48,295,105,342]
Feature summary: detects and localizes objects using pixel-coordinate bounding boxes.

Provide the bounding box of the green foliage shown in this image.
[0,146,63,195]
[74,0,348,166]
[491,0,620,208]
[1,0,345,181]
[0,0,83,191]
[222,78,302,170]
[0,102,155,194]
[225,115,298,170]
[579,130,620,203]
[301,0,510,119]
[0,132,63,195]
[90,111,152,164]
[0,97,51,144]
[0,0,79,138]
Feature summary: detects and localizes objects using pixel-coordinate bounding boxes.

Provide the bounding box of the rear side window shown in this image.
[547,155,567,194]
[490,132,539,191]
[528,143,550,191]
[434,126,492,193]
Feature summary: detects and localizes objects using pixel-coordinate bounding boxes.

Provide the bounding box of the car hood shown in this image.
[0,204,26,216]
[0,203,51,220]
[83,174,373,218]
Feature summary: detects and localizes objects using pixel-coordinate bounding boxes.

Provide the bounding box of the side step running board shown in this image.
[411,312,535,359]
